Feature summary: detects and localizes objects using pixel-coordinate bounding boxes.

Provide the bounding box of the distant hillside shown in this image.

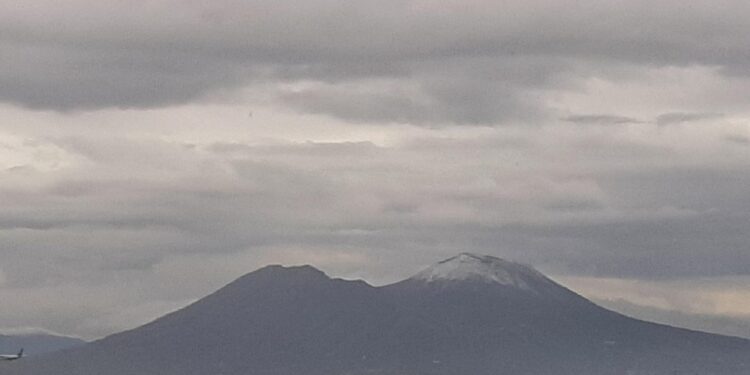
[0,333,85,356]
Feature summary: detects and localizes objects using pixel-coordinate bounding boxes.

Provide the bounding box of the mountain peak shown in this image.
[13,253,750,375]
[411,253,550,290]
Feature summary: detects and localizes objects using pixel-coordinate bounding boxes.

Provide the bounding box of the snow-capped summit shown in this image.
[411,253,552,291]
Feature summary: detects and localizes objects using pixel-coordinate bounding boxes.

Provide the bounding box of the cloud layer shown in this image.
[3,0,750,123]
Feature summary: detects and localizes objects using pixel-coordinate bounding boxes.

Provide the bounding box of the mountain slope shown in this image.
[8,254,750,375]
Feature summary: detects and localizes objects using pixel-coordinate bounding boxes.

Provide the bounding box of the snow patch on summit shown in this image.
[412,253,550,291]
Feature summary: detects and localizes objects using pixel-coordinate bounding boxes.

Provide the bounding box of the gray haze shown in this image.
[0,0,749,339]
[0,333,85,356]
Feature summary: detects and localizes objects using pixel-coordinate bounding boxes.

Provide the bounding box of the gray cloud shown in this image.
[655,112,724,126]
[563,114,643,125]
[724,134,750,145]
[2,1,750,123]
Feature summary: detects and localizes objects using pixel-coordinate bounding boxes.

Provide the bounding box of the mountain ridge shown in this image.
[6,253,750,375]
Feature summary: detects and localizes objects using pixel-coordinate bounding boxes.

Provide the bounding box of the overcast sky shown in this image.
[1,0,750,340]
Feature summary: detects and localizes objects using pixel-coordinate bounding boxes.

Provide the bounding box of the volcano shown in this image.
[8,254,750,375]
